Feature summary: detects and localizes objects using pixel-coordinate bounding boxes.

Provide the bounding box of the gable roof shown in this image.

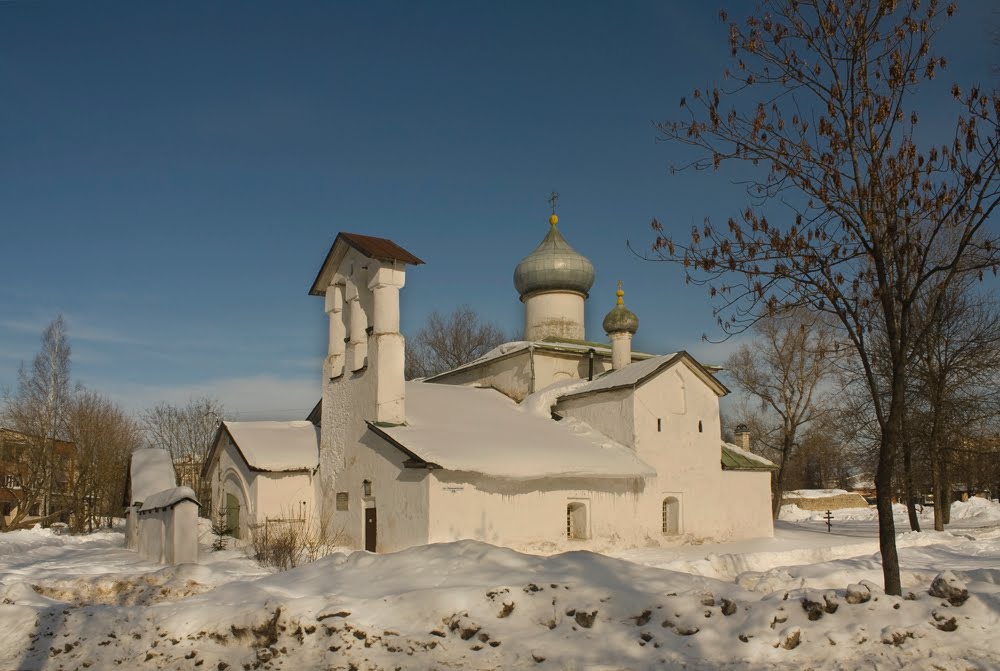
[369,382,656,480]
[556,352,729,402]
[720,442,777,471]
[309,232,424,296]
[202,421,319,478]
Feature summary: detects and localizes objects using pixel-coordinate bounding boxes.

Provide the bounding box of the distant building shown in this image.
[0,427,76,528]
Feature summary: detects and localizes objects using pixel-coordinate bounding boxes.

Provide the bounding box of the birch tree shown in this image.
[1,316,74,527]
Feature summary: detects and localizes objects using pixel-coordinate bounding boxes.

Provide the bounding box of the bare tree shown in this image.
[141,397,223,511]
[644,1,999,594]
[65,390,143,532]
[908,283,1000,530]
[1,316,74,528]
[405,305,507,379]
[726,309,839,518]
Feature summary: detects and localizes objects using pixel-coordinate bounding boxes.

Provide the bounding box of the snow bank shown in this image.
[2,531,999,671]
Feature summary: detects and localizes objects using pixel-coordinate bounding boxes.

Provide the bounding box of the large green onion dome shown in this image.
[514,214,595,299]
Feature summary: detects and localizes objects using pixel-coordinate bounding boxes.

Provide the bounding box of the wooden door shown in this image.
[226,493,241,539]
[364,507,377,552]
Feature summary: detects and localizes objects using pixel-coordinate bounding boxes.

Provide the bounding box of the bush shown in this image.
[245,519,344,570]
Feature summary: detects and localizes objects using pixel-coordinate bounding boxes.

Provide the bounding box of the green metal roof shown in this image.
[721,443,777,471]
[514,222,595,298]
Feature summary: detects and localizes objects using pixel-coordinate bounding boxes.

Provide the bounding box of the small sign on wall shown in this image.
[443,486,464,494]
[336,492,349,510]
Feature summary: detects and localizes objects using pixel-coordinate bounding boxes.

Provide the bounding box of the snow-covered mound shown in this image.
[2,525,1000,670]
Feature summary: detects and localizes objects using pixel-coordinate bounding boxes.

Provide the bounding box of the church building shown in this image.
[303,210,776,553]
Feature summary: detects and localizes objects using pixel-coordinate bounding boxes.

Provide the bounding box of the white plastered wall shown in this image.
[718,471,774,539]
[326,431,430,552]
[253,472,315,524]
[555,361,773,543]
[427,472,651,551]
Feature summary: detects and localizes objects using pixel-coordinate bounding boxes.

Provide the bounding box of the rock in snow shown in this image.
[928,571,969,606]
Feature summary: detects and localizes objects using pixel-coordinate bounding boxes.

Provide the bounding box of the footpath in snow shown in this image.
[0,498,998,671]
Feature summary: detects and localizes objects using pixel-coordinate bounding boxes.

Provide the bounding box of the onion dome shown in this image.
[602,281,639,335]
[514,213,595,298]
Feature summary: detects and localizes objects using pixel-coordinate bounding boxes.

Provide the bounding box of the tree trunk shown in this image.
[876,394,903,596]
[942,456,952,524]
[931,450,945,531]
[902,435,921,532]
[771,437,792,520]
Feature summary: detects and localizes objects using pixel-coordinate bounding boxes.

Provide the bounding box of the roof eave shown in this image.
[309,232,424,297]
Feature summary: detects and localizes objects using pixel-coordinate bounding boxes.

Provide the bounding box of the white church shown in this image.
[204,211,775,552]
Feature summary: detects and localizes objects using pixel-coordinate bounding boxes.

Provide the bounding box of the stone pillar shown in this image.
[368,261,406,424]
[325,284,346,379]
[345,280,368,372]
[610,331,632,370]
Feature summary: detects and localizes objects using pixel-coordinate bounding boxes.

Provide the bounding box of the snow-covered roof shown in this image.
[557,352,728,401]
[370,382,655,480]
[139,486,200,512]
[720,442,777,471]
[222,421,319,472]
[129,449,177,505]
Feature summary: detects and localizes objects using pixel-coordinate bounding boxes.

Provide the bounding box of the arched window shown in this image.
[567,502,588,540]
[662,497,680,535]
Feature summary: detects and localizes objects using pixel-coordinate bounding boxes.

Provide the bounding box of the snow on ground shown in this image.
[1,503,999,670]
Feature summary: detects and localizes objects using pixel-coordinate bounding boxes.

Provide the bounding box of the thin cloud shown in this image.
[101,374,320,421]
[0,314,147,346]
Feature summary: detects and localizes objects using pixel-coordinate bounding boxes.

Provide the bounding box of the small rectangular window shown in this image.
[657,418,662,432]
[336,492,349,511]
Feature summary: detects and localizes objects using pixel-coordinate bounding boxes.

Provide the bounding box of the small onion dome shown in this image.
[602,281,639,334]
[513,213,595,298]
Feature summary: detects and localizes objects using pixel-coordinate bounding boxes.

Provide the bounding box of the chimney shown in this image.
[735,423,750,450]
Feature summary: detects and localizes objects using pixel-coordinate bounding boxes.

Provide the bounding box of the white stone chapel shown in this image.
[302,210,776,553]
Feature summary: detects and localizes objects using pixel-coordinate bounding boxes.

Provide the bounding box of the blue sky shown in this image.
[1,1,996,419]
